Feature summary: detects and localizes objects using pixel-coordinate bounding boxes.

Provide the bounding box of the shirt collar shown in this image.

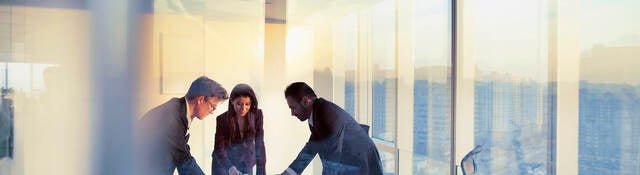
[308,110,314,127]
[185,98,192,128]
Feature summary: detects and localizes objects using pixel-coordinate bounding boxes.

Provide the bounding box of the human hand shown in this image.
[228,166,242,175]
[280,168,296,175]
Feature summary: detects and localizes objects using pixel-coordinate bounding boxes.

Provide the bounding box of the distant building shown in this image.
[579,82,640,175]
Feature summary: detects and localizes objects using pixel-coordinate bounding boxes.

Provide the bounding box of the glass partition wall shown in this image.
[0,0,637,174]
[0,0,265,174]
[293,0,639,174]
[290,0,454,174]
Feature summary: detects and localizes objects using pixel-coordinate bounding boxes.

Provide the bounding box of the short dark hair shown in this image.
[185,76,229,101]
[284,82,316,101]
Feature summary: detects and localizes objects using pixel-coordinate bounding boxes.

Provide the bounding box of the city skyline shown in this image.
[346,75,639,175]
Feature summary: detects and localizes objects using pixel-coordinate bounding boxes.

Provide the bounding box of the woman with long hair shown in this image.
[212,84,265,175]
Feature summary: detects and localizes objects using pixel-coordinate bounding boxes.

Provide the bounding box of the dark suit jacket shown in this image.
[137,97,204,175]
[212,109,266,175]
[288,98,383,175]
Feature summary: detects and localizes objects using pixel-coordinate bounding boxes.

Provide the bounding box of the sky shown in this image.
[580,0,640,49]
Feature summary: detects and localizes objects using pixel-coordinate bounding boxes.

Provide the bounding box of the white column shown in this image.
[264,22,294,174]
[396,0,415,174]
[554,0,580,174]
[455,0,476,174]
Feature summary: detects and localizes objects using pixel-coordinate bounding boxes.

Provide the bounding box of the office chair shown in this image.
[460,145,483,175]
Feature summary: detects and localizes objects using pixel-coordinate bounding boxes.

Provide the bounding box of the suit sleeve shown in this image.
[288,137,318,174]
[213,116,233,170]
[166,115,203,173]
[255,110,266,175]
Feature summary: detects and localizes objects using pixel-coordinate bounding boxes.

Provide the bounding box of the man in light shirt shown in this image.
[281,82,383,175]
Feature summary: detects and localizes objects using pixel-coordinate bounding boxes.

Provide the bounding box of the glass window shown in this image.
[467,0,554,174]
[412,0,452,174]
[578,0,640,174]
[333,14,358,118]
[380,149,396,175]
[370,0,397,143]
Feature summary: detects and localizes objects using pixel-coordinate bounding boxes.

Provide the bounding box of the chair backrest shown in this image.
[460,145,483,175]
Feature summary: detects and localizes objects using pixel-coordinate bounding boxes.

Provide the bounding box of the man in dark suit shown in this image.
[137,76,228,175]
[280,82,383,175]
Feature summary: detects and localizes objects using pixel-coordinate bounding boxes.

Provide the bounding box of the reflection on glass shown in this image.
[371,0,396,143]
[0,3,91,174]
[578,0,640,174]
[412,0,452,174]
[0,60,57,163]
[0,61,79,175]
[469,0,553,174]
